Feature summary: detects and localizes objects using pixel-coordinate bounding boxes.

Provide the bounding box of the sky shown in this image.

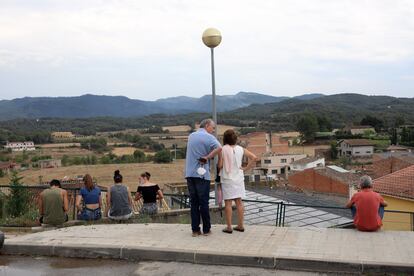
[0,0,413,101]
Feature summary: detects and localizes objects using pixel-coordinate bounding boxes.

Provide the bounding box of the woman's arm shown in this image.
[242,148,259,171]
[217,153,223,169]
[127,187,133,206]
[157,189,164,200]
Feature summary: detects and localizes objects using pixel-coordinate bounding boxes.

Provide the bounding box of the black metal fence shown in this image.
[0,185,413,231]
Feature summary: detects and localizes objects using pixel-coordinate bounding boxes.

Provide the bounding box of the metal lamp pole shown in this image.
[202,28,222,205]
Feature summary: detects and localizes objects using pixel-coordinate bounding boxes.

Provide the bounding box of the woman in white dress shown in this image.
[218,129,258,233]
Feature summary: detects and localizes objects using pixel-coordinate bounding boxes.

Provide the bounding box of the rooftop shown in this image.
[373,164,414,200]
[339,139,376,146]
[291,156,323,166]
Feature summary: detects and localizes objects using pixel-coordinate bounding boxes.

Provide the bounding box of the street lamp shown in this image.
[202,28,222,205]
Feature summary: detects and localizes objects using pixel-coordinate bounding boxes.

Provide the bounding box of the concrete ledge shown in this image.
[195,252,275,268]
[1,224,414,273]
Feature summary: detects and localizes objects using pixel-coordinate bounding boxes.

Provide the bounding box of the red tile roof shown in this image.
[373,165,414,200]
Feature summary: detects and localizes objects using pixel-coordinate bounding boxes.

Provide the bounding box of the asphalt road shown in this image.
[0,256,336,276]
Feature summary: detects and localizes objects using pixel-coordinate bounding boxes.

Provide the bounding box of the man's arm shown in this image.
[38,192,44,215]
[204,146,222,160]
[62,190,69,213]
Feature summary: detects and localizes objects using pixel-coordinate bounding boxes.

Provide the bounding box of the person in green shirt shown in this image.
[38,179,69,226]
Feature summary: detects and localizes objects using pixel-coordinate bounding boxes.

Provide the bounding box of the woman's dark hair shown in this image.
[223,129,238,145]
[114,170,123,183]
[83,174,94,191]
[140,172,151,180]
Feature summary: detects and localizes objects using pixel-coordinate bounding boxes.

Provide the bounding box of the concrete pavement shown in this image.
[1,224,414,273]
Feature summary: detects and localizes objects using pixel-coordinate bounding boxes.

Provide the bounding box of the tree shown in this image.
[330,141,338,160]
[317,116,332,132]
[0,170,4,178]
[296,114,319,143]
[133,150,146,162]
[360,115,384,132]
[154,150,172,163]
[7,171,30,217]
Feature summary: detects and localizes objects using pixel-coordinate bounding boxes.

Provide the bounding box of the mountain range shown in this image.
[0,92,323,120]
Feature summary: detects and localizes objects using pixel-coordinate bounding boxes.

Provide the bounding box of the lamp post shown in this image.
[202,28,222,205]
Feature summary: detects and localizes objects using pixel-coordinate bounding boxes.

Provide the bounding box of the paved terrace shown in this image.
[2,224,414,273]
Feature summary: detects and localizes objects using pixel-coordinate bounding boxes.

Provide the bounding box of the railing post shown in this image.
[275,202,280,227]
[282,202,286,227]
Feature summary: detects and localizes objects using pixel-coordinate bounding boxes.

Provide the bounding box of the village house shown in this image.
[366,152,414,179]
[344,125,376,135]
[51,131,75,141]
[0,162,13,175]
[239,132,289,158]
[254,153,307,176]
[291,156,325,172]
[38,159,62,169]
[373,165,414,231]
[337,139,375,158]
[4,141,35,152]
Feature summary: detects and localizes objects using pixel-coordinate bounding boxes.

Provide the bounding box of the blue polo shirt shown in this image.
[185,128,221,180]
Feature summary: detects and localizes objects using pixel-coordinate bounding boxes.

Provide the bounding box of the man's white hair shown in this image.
[199,119,215,129]
[360,175,373,189]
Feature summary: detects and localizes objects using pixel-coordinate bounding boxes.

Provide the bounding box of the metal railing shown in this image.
[0,185,413,231]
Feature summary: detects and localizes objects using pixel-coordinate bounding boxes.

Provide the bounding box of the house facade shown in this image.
[256,153,306,176]
[373,165,414,231]
[239,132,289,158]
[4,141,36,152]
[38,159,62,169]
[337,139,375,158]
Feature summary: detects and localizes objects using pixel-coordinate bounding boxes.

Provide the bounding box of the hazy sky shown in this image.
[1,0,413,100]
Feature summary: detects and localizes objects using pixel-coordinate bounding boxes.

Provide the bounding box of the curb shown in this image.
[2,242,414,273]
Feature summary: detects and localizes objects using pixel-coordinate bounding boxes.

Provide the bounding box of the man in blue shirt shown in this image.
[185,119,222,236]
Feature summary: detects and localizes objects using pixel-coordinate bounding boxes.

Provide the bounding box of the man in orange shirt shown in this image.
[346,175,388,231]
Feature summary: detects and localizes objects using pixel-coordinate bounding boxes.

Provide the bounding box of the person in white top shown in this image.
[218,129,258,234]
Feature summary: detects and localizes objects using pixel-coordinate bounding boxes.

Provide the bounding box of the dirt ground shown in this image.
[0,160,186,189]
[111,147,138,156]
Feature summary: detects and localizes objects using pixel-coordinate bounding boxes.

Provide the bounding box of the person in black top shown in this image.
[135,172,163,215]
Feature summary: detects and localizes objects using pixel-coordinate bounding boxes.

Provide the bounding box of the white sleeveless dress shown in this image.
[220,145,245,200]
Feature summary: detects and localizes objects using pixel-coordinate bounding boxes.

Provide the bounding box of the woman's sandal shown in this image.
[222,228,233,234]
[233,226,245,232]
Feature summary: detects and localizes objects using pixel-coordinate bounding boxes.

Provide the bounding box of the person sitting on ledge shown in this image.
[346,175,388,231]
[76,174,102,221]
[135,172,163,215]
[107,170,133,220]
[38,179,69,226]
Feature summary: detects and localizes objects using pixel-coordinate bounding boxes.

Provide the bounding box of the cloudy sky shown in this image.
[0,0,413,100]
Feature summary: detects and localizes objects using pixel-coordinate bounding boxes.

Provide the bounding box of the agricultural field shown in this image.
[162,125,191,132]
[289,145,330,156]
[111,147,138,157]
[0,160,186,189]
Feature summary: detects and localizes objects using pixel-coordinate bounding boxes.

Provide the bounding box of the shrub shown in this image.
[7,171,30,217]
[154,150,172,163]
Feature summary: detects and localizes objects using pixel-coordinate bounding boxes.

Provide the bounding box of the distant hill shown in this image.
[0,92,315,120]
[221,93,414,130]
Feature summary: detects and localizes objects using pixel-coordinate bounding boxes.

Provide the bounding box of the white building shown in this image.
[291,157,325,171]
[255,153,307,176]
[4,141,36,152]
[337,139,374,158]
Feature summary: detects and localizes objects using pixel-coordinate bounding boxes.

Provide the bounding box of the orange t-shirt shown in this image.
[350,189,385,231]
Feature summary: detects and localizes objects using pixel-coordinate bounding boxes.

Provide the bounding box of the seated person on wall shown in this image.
[38,179,69,226]
[107,170,133,220]
[76,174,102,221]
[135,172,164,215]
[346,175,388,231]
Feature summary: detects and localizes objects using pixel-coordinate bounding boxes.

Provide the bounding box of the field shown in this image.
[0,160,186,189]
[289,145,330,156]
[162,125,191,132]
[111,147,138,156]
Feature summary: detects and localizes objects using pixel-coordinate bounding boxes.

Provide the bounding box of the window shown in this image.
[355,151,360,154]
[281,159,287,163]
[291,158,295,162]
[366,151,371,154]
[264,159,271,164]
[272,169,278,174]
